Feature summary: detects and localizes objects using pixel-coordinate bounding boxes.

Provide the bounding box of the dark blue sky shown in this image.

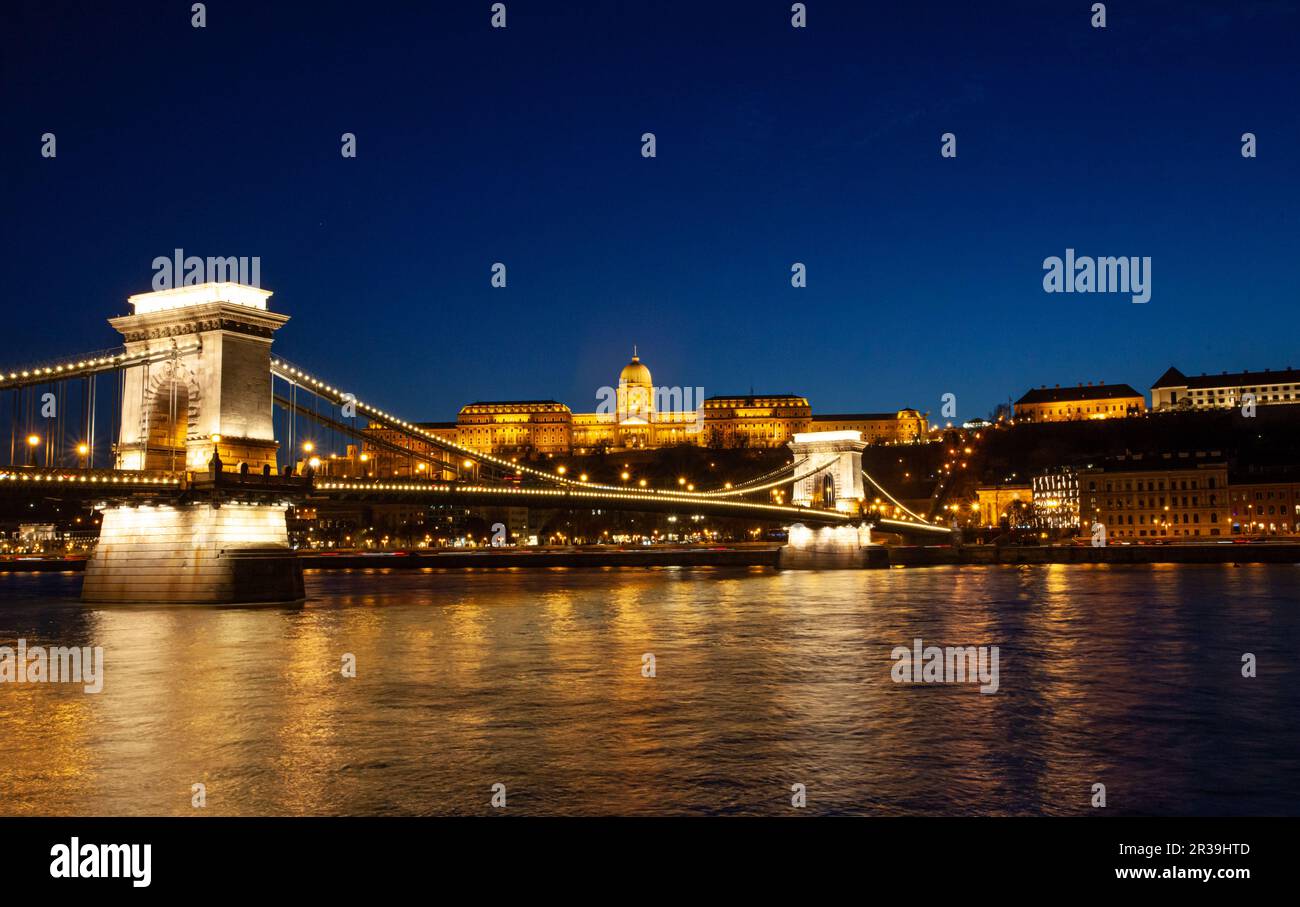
[2,0,1297,422]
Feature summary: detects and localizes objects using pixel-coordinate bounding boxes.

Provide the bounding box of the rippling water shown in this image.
[1,564,1297,816]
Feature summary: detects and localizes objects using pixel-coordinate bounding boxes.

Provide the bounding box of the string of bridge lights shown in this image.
[860,469,931,524]
[312,479,851,522]
[0,342,202,389]
[0,470,181,486]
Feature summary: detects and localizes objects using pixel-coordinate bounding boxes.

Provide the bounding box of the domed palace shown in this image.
[366,349,928,462]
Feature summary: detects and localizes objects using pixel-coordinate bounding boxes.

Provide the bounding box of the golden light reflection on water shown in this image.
[0,564,1297,815]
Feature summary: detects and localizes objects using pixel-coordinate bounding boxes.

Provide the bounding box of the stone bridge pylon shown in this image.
[82,283,302,604]
[788,430,868,516]
[780,430,877,568]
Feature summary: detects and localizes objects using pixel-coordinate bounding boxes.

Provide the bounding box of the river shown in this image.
[1,564,1297,815]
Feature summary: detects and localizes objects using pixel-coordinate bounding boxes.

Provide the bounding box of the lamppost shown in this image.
[26,433,40,467]
[209,434,223,473]
[77,442,89,470]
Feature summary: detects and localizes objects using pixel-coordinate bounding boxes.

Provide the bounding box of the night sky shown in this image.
[2,1,1296,423]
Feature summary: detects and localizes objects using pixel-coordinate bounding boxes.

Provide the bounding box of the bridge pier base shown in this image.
[778,523,883,569]
[82,502,303,605]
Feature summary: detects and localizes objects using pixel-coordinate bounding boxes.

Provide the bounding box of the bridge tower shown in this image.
[780,430,876,568]
[82,283,302,604]
[109,283,288,473]
[788,430,868,516]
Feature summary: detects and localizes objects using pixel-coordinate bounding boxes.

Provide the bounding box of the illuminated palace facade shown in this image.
[1014,382,1146,422]
[365,352,927,466]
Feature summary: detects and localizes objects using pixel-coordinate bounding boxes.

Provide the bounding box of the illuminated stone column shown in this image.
[110,283,288,473]
[788,430,867,515]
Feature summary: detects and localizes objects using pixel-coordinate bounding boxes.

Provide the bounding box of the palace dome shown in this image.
[620,354,651,386]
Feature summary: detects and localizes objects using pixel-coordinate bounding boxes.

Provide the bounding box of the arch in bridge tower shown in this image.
[788,430,867,516]
[110,283,289,472]
[819,473,835,508]
[138,360,202,471]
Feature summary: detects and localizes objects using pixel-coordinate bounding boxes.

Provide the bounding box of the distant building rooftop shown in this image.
[704,394,807,404]
[1151,366,1300,390]
[812,412,906,422]
[1015,383,1143,405]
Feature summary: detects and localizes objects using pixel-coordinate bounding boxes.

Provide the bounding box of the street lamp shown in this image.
[26,433,39,467]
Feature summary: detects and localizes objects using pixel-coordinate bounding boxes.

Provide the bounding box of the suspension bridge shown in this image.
[0,283,949,602]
